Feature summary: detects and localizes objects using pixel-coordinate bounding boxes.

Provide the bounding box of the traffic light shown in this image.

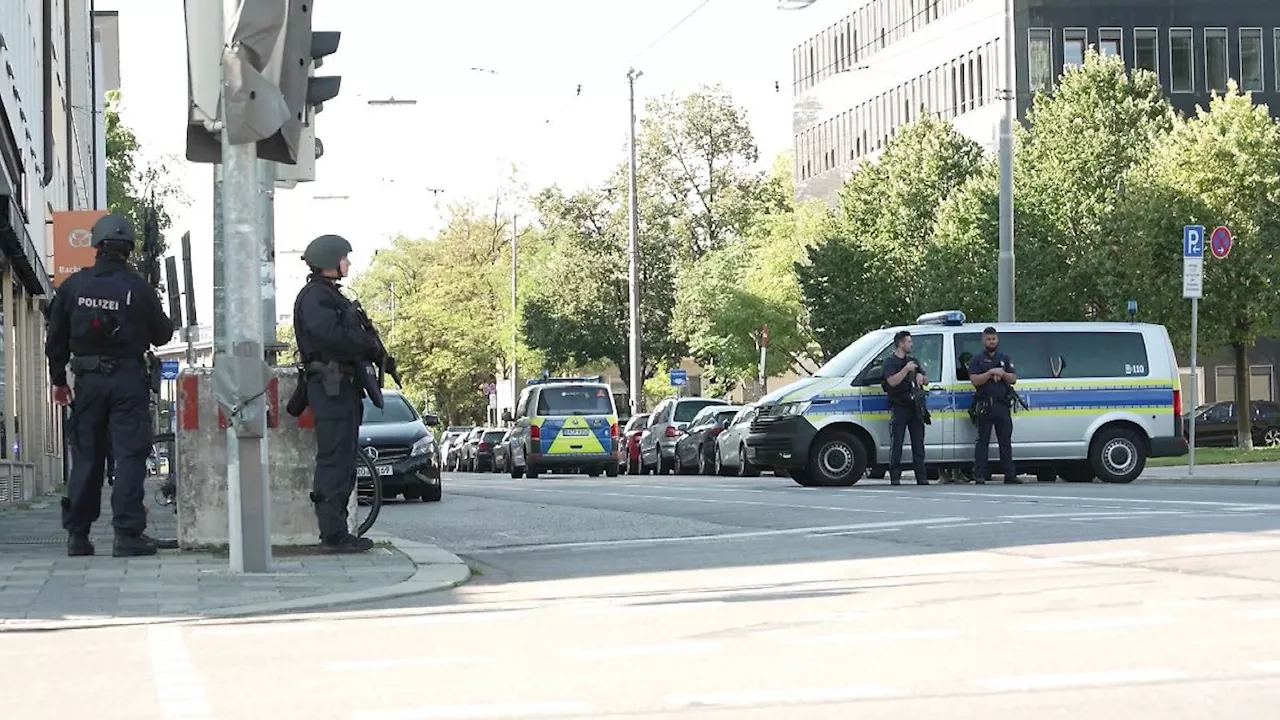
[183,0,340,167]
[277,30,341,184]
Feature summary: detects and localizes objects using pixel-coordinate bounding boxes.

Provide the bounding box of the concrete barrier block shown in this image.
[176,367,354,549]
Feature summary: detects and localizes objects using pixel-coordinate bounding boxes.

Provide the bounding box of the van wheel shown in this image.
[805,431,867,487]
[1090,427,1146,484]
[605,463,619,478]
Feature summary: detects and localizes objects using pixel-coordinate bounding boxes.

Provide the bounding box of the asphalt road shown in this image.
[9,472,1280,719]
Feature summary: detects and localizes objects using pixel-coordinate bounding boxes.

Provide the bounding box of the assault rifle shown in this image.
[140,202,163,397]
[904,355,932,425]
[348,299,402,388]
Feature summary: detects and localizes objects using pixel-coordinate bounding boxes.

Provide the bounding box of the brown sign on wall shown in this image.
[51,210,107,287]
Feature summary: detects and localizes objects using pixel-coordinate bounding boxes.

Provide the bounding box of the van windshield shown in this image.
[813,330,895,377]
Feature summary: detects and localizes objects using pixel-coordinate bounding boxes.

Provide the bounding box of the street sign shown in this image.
[760,325,770,347]
[1210,225,1233,259]
[1182,225,1204,299]
[160,359,180,381]
[669,369,688,387]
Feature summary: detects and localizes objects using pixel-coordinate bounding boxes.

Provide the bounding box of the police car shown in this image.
[745,311,1189,487]
[504,376,620,479]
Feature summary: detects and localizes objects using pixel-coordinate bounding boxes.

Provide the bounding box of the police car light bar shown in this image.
[916,310,967,326]
[526,375,605,386]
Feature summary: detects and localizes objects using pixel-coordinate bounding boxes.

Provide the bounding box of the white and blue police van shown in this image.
[744,311,1189,487]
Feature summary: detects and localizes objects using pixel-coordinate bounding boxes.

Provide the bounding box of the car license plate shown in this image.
[356,465,394,477]
[562,428,589,437]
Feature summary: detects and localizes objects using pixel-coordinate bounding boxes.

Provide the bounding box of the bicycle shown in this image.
[155,432,381,538]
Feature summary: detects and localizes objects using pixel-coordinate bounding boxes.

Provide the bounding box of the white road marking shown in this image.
[507,485,904,516]
[1067,515,1186,522]
[977,668,1189,691]
[666,685,903,708]
[1001,511,1189,519]
[777,629,962,645]
[1017,616,1175,632]
[937,491,1280,510]
[328,656,492,671]
[925,520,1014,529]
[808,528,901,537]
[149,626,217,720]
[560,642,720,659]
[481,517,970,553]
[1175,539,1280,553]
[1032,551,1153,564]
[352,701,596,719]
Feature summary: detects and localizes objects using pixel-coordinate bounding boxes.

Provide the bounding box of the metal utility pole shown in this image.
[511,215,519,416]
[626,68,644,417]
[260,160,283,365]
[213,166,227,355]
[218,0,271,573]
[997,0,1016,322]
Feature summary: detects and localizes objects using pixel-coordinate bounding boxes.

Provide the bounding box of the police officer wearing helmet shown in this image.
[291,234,385,553]
[45,213,175,557]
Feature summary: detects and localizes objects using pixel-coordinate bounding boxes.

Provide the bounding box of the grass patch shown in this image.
[1148,445,1280,467]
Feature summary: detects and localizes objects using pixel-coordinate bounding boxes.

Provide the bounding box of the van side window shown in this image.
[954,331,1150,380]
[861,334,943,385]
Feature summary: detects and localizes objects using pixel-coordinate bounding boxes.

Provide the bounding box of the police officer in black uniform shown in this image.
[292,235,384,553]
[46,213,175,557]
[967,326,1019,484]
[882,330,930,486]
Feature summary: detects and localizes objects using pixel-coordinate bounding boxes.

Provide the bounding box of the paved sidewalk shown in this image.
[0,481,469,630]
[1138,461,1280,486]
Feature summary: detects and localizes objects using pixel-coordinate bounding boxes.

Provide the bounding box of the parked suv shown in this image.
[358,390,443,501]
[640,397,729,474]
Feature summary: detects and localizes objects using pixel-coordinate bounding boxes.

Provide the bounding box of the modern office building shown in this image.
[788,0,1280,408]
[0,1,116,503]
[791,0,1280,203]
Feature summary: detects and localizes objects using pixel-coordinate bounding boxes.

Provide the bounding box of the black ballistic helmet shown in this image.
[90,213,136,248]
[302,234,353,271]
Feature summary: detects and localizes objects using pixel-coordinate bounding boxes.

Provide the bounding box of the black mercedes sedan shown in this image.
[359,390,443,502]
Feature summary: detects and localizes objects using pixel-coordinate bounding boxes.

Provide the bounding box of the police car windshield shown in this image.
[537,386,614,415]
[813,330,895,377]
[361,396,418,424]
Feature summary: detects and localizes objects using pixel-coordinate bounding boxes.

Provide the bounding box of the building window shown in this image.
[1170,28,1194,92]
[976,54,985,105]
[1205,28,1229,92]
[1063,28,1087,69]
[1099,28,1122,59]
[1240,28,1264,92]
[1134,28,1159,76]
[1029,28,1053,92]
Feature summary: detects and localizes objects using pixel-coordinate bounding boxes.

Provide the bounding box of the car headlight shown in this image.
[411,436,435,457]
[777,402,811,417]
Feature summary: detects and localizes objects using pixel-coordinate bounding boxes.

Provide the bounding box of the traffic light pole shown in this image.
[219,0,271,572]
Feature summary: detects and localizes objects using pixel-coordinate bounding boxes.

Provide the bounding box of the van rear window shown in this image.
[537,386,615,415]
[955,331,1150,380]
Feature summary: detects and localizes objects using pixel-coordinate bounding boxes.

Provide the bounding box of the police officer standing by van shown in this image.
[968,326,1019,484]
[291,234,387,553]
[46,213,175,557]
[882,330,929,486]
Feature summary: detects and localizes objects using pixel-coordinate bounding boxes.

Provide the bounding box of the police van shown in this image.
[505,376,620,479]
[745,311,1189,487]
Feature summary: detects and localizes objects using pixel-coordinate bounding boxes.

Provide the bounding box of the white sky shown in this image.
[97,0,814,325]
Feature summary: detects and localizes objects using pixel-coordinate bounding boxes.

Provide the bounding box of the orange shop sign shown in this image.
[52,210,107,287]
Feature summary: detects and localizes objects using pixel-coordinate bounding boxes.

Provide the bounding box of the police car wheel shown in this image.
[1090,427,1146,484]
[806,431,867,487]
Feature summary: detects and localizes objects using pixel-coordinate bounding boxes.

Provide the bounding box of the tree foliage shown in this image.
[104,90,186,272]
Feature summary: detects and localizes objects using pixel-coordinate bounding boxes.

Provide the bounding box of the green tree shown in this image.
[104,90,186,275]
[1011,52,1175,321]
[1130,84,1280,449]
[638,85,766,260]
[798,115,985,359]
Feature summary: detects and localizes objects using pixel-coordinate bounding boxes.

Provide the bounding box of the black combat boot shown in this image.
[67,532,94,557]
[319,533,375,554]
[113,533,158,557]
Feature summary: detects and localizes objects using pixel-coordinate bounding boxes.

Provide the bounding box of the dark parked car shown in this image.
[674,405,743,474]
[358,391,443,501]
[462,428,507,472]
[1186,401,1280,447]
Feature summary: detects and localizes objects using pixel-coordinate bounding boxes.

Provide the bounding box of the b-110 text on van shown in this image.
[744,311,1189,487]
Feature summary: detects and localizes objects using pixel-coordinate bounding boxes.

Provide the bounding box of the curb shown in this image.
[0,535,470,633]
[1135,476,1280,487]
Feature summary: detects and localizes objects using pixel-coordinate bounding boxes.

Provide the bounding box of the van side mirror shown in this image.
[501,409,513,423]
[421,413,441,427]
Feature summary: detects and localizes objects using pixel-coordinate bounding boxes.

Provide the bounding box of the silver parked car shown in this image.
[639,396,730,475]
[714,404,761,476]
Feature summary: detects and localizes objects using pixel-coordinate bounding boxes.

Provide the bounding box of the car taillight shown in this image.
[479,442,490,450]
[665,426,682,438]
[610,423,619,437]
[1173,389,1183,418]
[530,425,540,440]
